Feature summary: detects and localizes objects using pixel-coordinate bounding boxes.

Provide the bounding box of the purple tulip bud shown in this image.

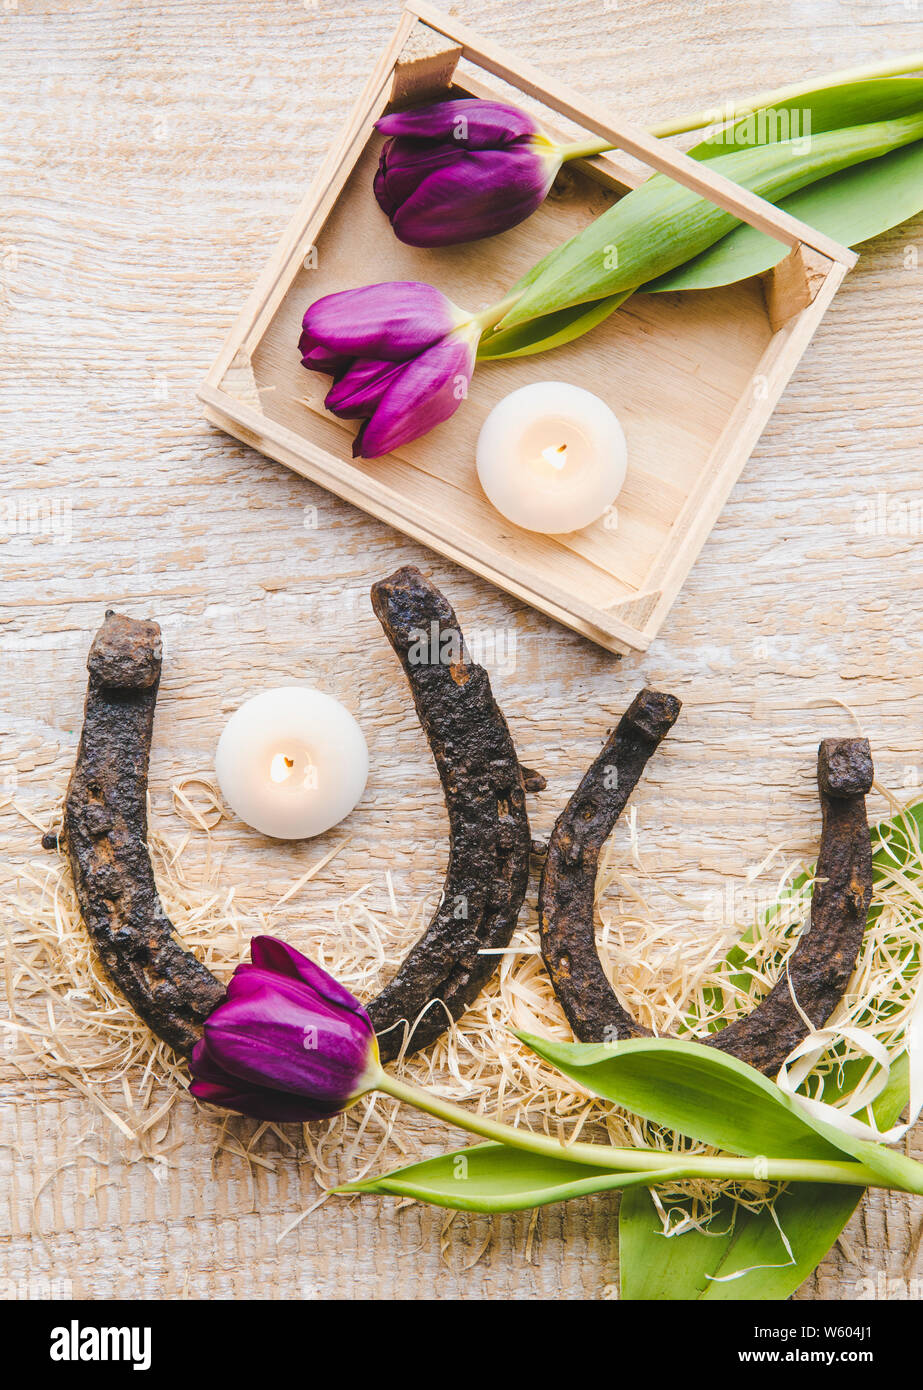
[299,281,479,458]
[374,98,562,247]
[188,936,381,1123]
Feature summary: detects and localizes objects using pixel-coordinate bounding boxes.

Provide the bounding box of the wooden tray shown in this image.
[200,2,856,656]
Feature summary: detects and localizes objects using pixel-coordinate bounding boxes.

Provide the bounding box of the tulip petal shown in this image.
[192,1082,338,1122]
[249,936,373,1021]
[324,358,403,419]
[374,139,461,217]
[301,282,455,361]
[356,332,476,458]
[297,336,351,377]
[376,98,539,148]
[390,147,558,248]
[225,965,347,1022]
[189,1039,339,1122]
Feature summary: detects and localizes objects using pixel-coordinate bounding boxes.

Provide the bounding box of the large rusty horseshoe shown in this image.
[366,566,539,1061]
[537,688,874,1076]
[58,612,225,1053]
[58,569,540,1061]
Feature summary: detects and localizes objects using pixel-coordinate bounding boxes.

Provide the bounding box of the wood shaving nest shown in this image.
[2,777,921,1247]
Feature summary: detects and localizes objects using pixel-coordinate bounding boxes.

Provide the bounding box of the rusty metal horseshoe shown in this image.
[58,569,540,1061]
[366,566,539,1061]
[537,688,874,1076]
[57,612,225,1054]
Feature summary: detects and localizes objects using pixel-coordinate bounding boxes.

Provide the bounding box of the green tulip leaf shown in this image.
[515,1033,844,1160]
[477,292,631,360]
[516,1032,923,1195]
[618,1181,864,1301]
[337,1141,687,1213]
[620,1053,911,1300]
[499,113,923,330]
[648,142,923,292]
[686,77,923,160]
[485,80,923,353]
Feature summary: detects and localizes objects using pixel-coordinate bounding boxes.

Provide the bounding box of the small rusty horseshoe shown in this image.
[58,570,541,1061]
[537,688,874,1077]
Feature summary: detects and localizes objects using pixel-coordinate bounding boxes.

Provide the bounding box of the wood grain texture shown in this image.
[1,0,922,1302]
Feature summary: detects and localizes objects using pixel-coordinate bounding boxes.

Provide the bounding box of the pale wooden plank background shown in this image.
[1,0,922,1301]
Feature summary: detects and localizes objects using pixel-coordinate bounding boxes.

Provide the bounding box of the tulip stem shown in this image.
[562,137,619,162]
[649,51,923,138]
[374,1072,898,1191]
[532,54,923,172]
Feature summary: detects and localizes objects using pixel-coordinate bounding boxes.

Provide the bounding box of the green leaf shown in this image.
[337,1141,687,1213]
[516,1033,847,1161]
[648,142,923,292]
[875,798,923,873]
[687,77,923,160]
[619,1182,864,1301]
[500,113,923,329]
[518,1032,923,1196]
[477,292,631,360]
[619,1054,911,1300]
[653,80,923,290]
[486,79,923,356]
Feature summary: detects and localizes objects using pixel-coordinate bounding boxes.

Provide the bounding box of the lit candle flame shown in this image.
[270,751,318,790]
[540,442,568,471]
[270,753,295,783]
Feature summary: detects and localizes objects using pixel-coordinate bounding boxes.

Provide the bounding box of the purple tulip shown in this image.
[299,281,479,458]
[188,936,381,1123]
[374,98,563,247]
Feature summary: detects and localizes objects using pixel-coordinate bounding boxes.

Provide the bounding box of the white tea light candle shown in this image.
[215,687,368,840]
[476,381,627,534]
